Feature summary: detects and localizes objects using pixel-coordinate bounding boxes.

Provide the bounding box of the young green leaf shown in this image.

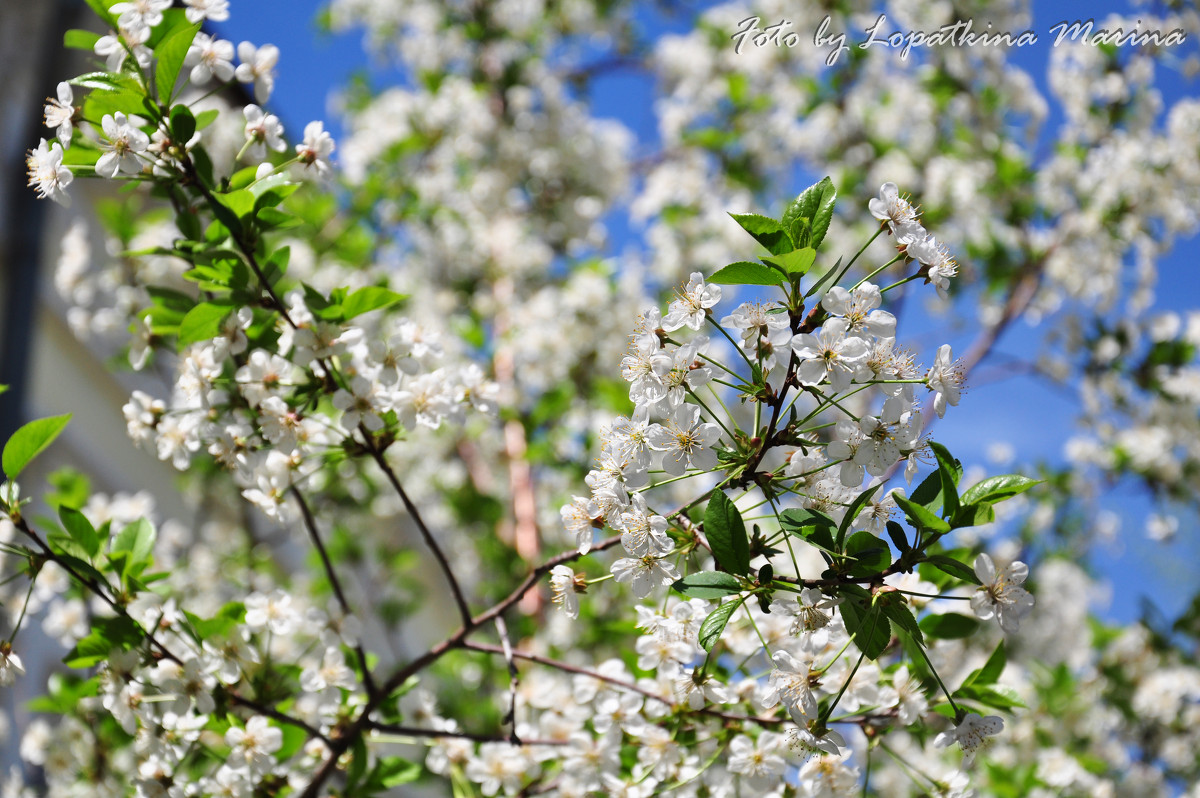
[780,508,836,532]
[3,414,72,480]
[925,553,982,585]
[919,612,980,639]
[671,571,743,599]
[881,596,924,646]
[893,492,951,535]
[59,506,101,560]
[154,23,201,103]
[64,29,102,50]
[110,517,157,577]
[704,490,751,576]
[844,530,891,577]
[728,213,793,255]
[836,484,880,549]
[929,441,961,519]
[782,176,836,249]
[178,301,234,349]
[841,597,891,659]
[962,641,1007,688]
[341,286,406,320]
[698,597,744,652]
[886,520,910,553]
[950,502,996,529]
[960,474,1041,505]
[708,261,786,287]
[760,247,816,276]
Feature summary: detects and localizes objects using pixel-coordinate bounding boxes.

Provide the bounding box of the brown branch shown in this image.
[227,691,332,744]
[359,430,474,628]
[463,641,784,728]
[289,486,378,699]
[294,535,623,798]
[14,518,334,744]
[365,721,569,746]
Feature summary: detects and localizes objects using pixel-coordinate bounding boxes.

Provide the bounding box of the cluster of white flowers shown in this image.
[120,297,496,523]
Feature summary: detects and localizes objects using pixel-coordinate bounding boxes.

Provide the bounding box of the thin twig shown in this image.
[365,720,569,746]
[495,616,521,743]
[294,536,624,798]
[289,486,378,698]
[360,431,474,628]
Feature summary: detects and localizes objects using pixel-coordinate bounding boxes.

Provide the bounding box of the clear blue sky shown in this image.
[215,1,1200,628]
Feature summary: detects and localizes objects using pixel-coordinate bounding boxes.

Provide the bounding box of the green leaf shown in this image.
[760,247,816,276]
[728,213,793,255]
[844,530,890,577]
[893,492,951,535]
[929,442,961,520]
[63,616,144,669]
[925,553,982,585]
[3,414,72,480]
[956,683,1025,710]
[960,474,1041,506]
[64,29,102,50]
[882,597,924,646]
[886,520,910,553]
[84,88,157,123]
[178,301,234,348]
[780,508,836,532]
[671,571,743,599]
[962,641,1007,687]
[704,490,751,576]
[195,108,219,130]
[376,757,422,788]
[341,286,405,320]
[154,22,200,103]
[276,723,309,761]
[836,484,880,550]
[708,261,785,287]
[950,502,996,529]
[782,176,836,249]
[59,506,101,559]
[169,104,196,144]
[188,601,246,640]
[82,0,116,25]
[698,597,743,652]
[805,255,842,299]
[109,518,156,577]
[919,612,980,639]
[841,597,891,660]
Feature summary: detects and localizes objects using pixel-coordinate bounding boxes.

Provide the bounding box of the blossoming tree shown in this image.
[7,0,1200,796]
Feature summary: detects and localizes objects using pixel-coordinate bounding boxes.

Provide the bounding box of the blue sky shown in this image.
[214,1,1200,627]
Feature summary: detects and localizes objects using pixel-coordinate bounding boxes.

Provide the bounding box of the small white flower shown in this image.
[662,272,721,332]
[184,0,230,23]
[761,650,817,720]
[186,32,236,84]
[296,120,336,175]
[791,318,870,392]
[549,565,580,619]
[94,24,152,72]
[612,554,679,599]
[43,81,74,146]
[226,716,282,775]
[646,404,722,476]
[25,139,73,206]
[96,112,150,178]
[235,42,279,104]
[971,553,1035,633]
[0,645,25,687]
[934,712,1004,766]
[925,344,965,418]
